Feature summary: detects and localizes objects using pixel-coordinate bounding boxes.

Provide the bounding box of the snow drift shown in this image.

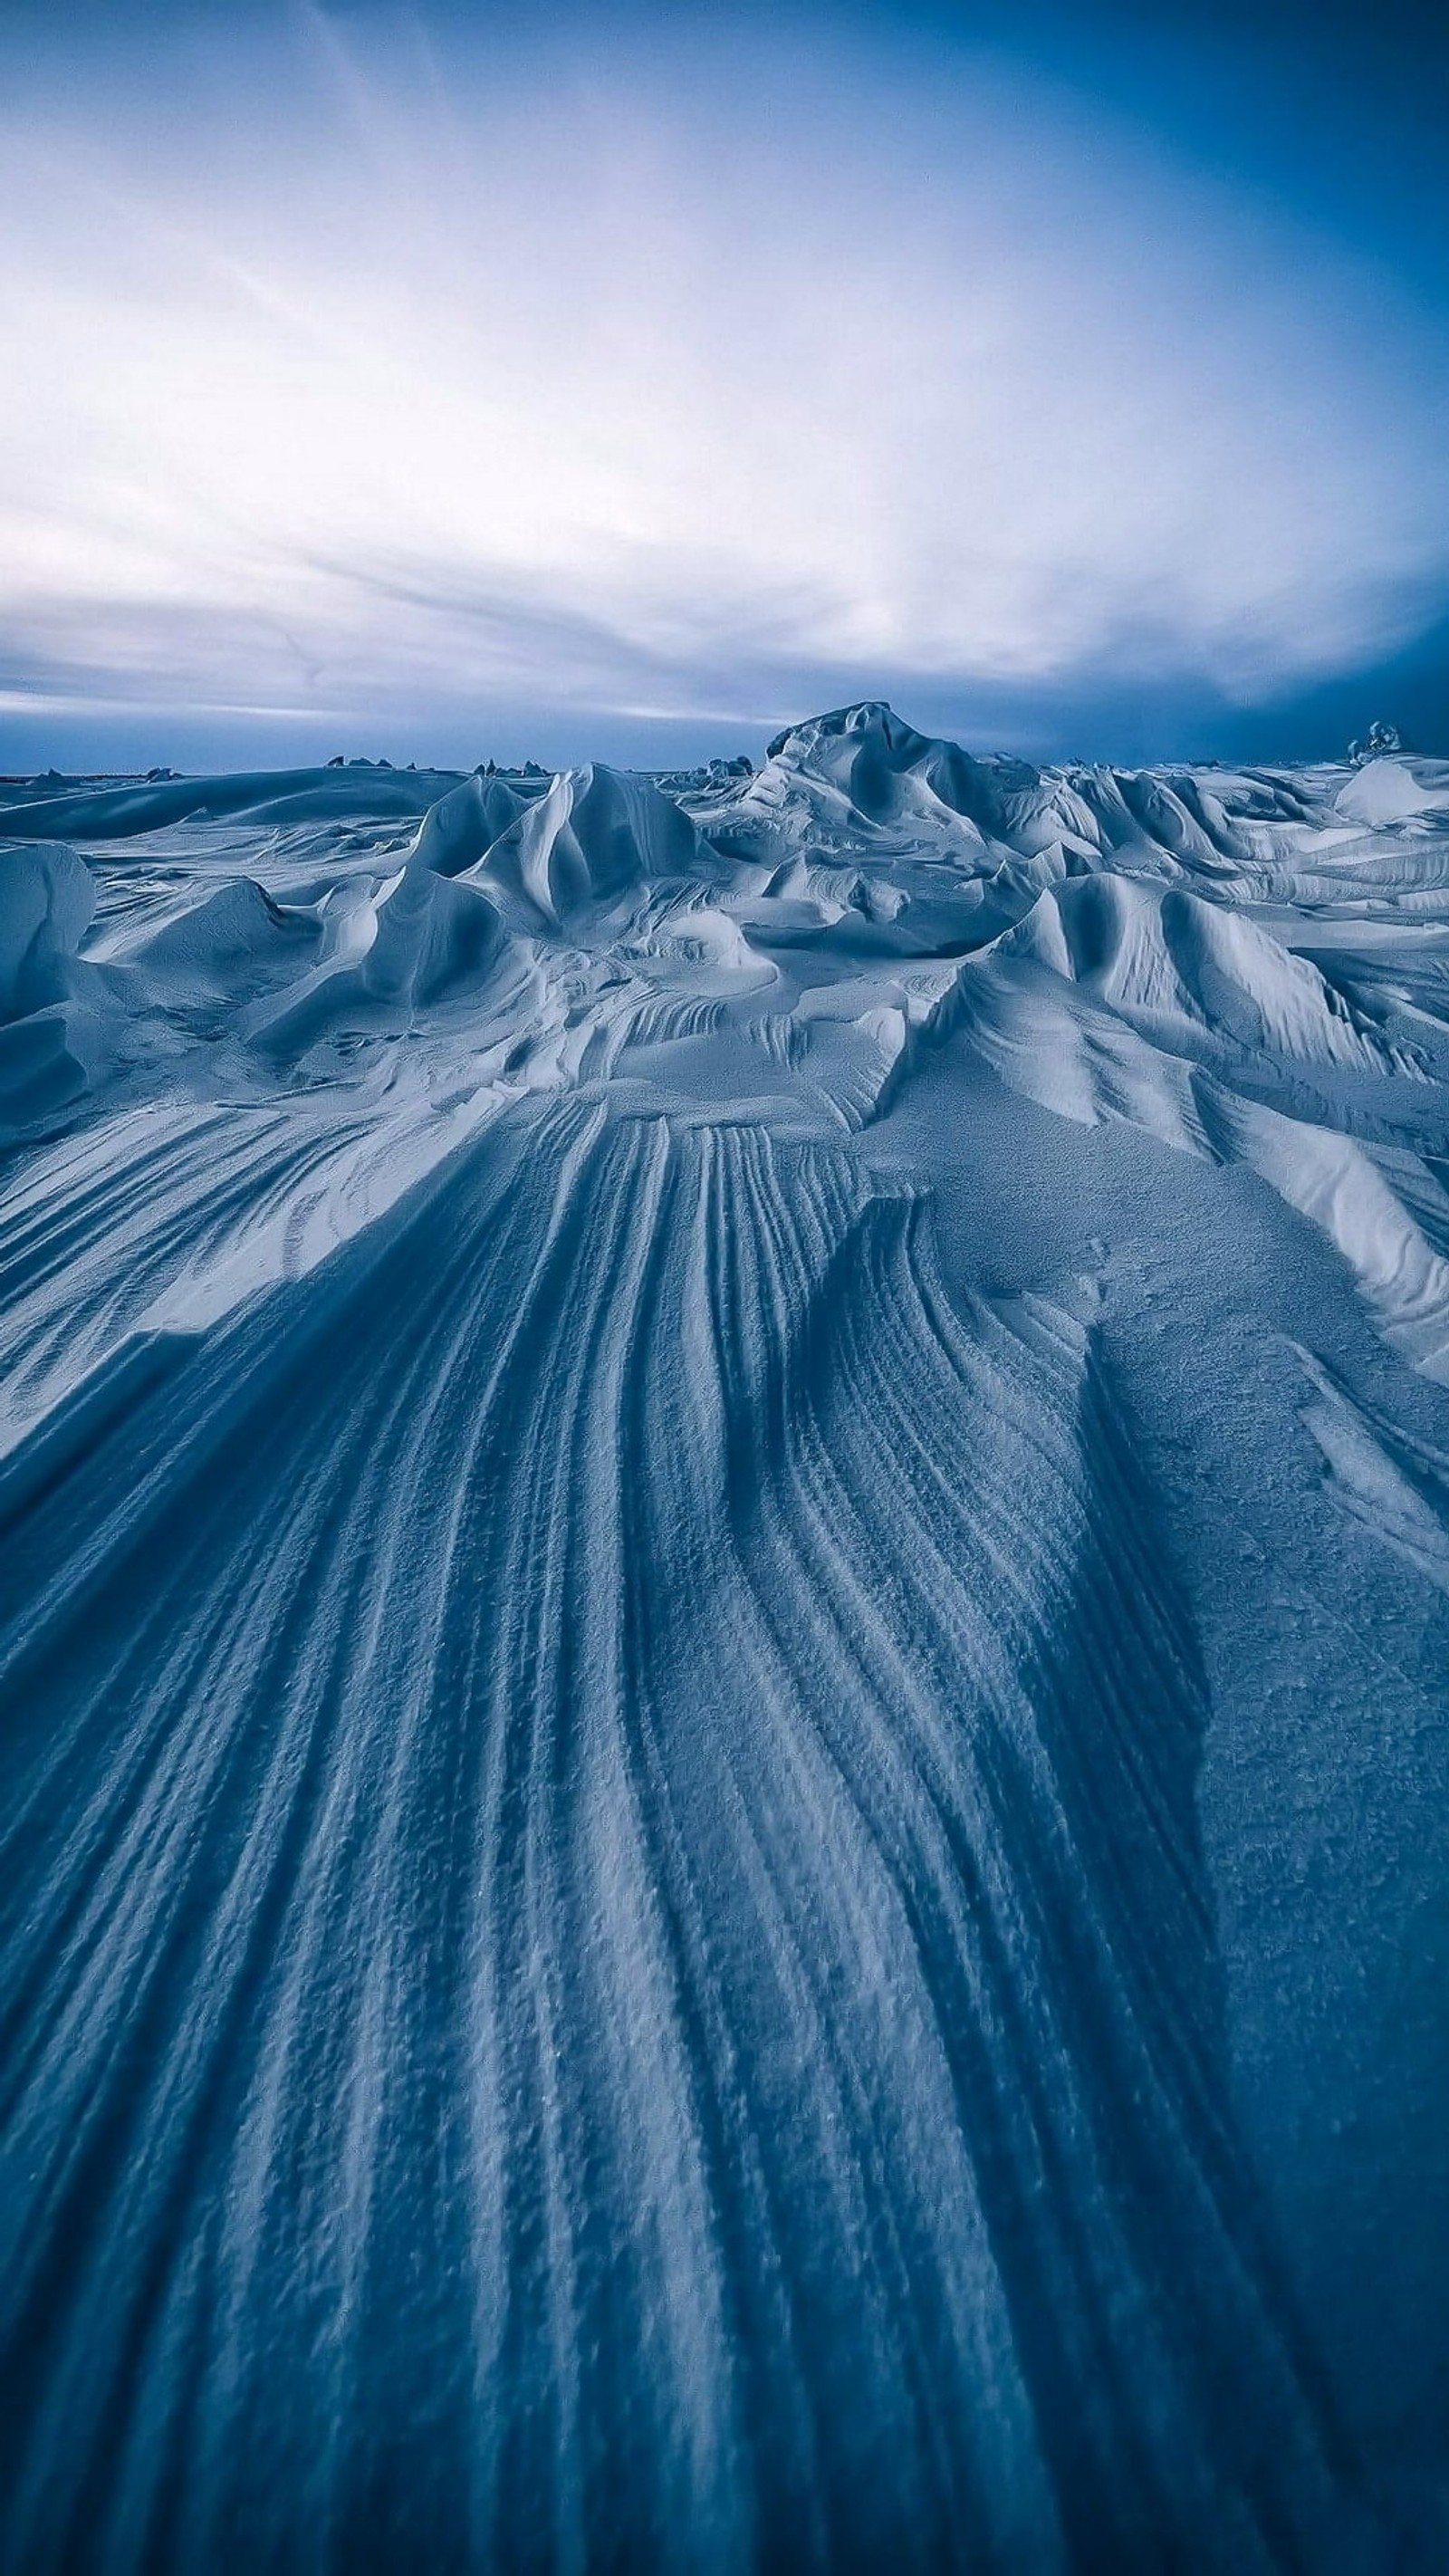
[474,760,709,925]
[0,841,117,1120]
[0,713,1445,2570]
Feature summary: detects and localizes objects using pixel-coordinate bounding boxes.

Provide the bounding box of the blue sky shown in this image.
[2,0,1446,771]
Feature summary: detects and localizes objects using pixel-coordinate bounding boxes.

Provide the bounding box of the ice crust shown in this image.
[2,706,1447,2567]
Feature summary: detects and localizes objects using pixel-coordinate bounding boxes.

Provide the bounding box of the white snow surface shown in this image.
[2,705,1447,2569]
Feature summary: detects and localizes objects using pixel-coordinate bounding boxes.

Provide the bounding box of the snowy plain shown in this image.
[1,701,1446,2568]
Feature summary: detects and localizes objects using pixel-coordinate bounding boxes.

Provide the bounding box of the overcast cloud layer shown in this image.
[3,1,1447,767]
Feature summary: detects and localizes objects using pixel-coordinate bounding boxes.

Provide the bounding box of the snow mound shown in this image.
[745,702,1253,876]
[0,842,114,1118]
[245,860,511,1052]
[1334,757,1449,827]
[756,700,1058,842]
[474,763,705,926]
[122,879,321,1002]
[998,874,1399,1072]
[407,773,535,878]
[0,841,95,1018]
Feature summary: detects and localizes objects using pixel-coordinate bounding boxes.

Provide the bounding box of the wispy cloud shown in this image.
[2,4,1446,763]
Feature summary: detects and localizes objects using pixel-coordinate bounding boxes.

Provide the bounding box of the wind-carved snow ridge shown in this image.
[0,1114,1349,2566]
[2,703,1446,2565]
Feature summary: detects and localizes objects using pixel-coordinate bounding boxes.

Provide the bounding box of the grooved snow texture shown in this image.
[2,705,1447,2571]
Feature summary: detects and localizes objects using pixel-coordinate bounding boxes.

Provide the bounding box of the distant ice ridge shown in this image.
[2,705,1447,2566]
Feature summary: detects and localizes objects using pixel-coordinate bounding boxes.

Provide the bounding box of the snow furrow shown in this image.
[0,1102,1352,2566]
[4,713,1445,2563]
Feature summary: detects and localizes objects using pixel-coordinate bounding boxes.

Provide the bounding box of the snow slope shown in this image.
[2,707,1446,2570]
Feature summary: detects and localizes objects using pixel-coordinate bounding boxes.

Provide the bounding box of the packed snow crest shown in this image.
[2,705,1448,2570]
